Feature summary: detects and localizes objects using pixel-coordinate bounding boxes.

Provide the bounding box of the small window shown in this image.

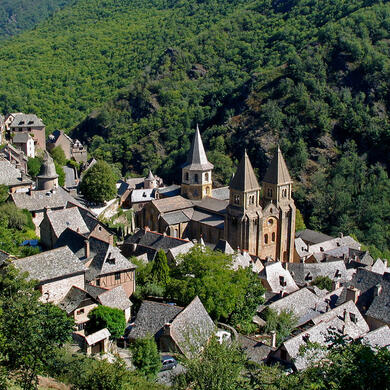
[185,172,189,181]
[350,313,357,324]
[272,232,276,242]
[282,188,287,198]
[205,172,209,182]
[267,188,273,197]
[115,272,121,281]
[305,272,312,281]
[234,194,240,205]
[194,174,199,183]
[96,278,101,286]
[335,269,341,278]
[77,309,85,315]
[264,234,268,244]
[268,218,274,226]
[279,276,286,286]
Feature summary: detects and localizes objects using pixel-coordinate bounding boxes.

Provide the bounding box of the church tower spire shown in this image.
[181,125,213,200]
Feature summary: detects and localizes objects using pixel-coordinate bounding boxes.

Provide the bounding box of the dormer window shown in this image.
[279,276,286,287]
[350,312,357,323]
[305,272,312,281]
[335,269,341,278]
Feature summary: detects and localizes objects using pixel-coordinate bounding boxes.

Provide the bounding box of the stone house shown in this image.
[9,113,46,151]
[12,132,35,158]
[0,159,32,193]
[97,285,132,322]
[273,300,369,370]
[78,328,111,355]
[129,296,215,357]
[1,143,29,174]
[47,130,87,162]
[13,246,86,304]
[259,261,299,294]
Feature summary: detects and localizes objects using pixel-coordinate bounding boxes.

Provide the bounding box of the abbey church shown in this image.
[140,126,296,262]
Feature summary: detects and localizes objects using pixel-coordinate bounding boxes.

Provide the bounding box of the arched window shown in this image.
[185,172,189,181]
[264,234,268,244]
[194,174,199,183]
[205,172,209,182]
[282,188,287,198]
[249,195,255,205]
[234,194,240,205]
[267,188,273,197]
[272,232,276,242]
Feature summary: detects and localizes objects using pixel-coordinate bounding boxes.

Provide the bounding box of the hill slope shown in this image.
[0,0,74,39]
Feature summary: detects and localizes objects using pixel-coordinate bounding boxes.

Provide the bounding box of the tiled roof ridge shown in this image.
[144,229,191,243]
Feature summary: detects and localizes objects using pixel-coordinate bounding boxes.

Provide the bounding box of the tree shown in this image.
[311,275,333,291]
[0,265,74,390]
[27,157,42,178]
[87,305,126,339]
[0,185,8,204]
[295,209,306,232]
[263,308,297,346]
[79,160,117,203]
[54,161,65,186]
[151,249,170,285]
[174,338,248,390]
[50,146,67,166]
[130,337,161,379]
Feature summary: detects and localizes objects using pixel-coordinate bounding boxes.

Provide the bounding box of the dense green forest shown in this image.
[1,0,390,254]
[0,0,73,39]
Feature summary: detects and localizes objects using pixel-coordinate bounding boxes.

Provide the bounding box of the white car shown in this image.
[215,330,231,344]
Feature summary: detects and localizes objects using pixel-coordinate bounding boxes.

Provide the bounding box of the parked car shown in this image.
[160,355,178,371]
[215,330,231,344]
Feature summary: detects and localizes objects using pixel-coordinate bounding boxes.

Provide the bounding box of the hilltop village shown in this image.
[0,113,389,387]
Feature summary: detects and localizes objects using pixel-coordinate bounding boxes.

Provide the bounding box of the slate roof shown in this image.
[12,132,31,143]
[124,229,190,252]
[211,186,230,200]
[10,114,44,128]
[182,125,213,171]
[295,238,310,258]
[288,261,349,286]
[55,228,88,257]
[85,328,111,345]
[230,151,260,192]
[45,207,89,239]
[282,300,369,370]
[296,229,334,245]
[98,286,132,311]
[131,188,155,203]
[13,246,85,282]
[85,239,136,282]
[161,210,191,225]
[349,248,374,266]
[85,284,108,299]
[152,196,193,213]
[129,301,184,339]
[0,160,31,186]
[363,326,390,349]
[238,334,273,364]
[231,251,253,271]
[349,268,390,324]
[308,236,361,254]
[157,184,181,198]
[371,258,389,275]
[167,242,195,260]
[169,296,215,357]
[259,262,299,294]
[191,209,225,229]
[12,186,82,212]
[63,166,78,188]
[263,146,292,185]
[193,197,228,215]
[58,286,96,314]
[214,239,235,254]
[125,177,145,189]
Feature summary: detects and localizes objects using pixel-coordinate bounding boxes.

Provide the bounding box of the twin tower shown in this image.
[181,126,296,262]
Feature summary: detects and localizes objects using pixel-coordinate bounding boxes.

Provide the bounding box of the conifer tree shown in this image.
[151,249,170,286]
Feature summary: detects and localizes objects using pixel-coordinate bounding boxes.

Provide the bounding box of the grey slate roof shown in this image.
[263,146,292,185]
[58,286,96,314]
[161,210,191,225]
[12,186,82,212]
[157,184,181,198]
[85,328,111,345]
[13,246,85,282]
[230,151,260,192]
[238,334,273,364]
[288,261,349,286]
[12,132,31,143]
[214,239,234,254]
[183,125,214,171]
[295,229,334,245]
[86,239,136,282]
[191,209,225,229]
[131,188,156,203]
[152,196,193,214]
[211,186,230,200]
[169,296,215,357]
[98,286,132,310]
[259,261,299,294]
[193,197,228,215]
[63,166,78,188]
[363,326,390,349]
[45,207,89,239]
[0,160,31,186]
[86,284,108,299]
[10,114,44,128]
[129,301,184,339]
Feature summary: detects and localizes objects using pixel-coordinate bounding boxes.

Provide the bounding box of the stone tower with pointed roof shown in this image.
[37,151,59,191]
[262,146,296,262]
[144,170,157,189]
[225,151,262,255]
[181,125,214,200]
[225,147,295,261]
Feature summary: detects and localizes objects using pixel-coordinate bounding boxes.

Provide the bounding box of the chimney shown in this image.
[270,330,277,348]
[374,284,383,296]
[84,240,90,258]
[346,287,360,304]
